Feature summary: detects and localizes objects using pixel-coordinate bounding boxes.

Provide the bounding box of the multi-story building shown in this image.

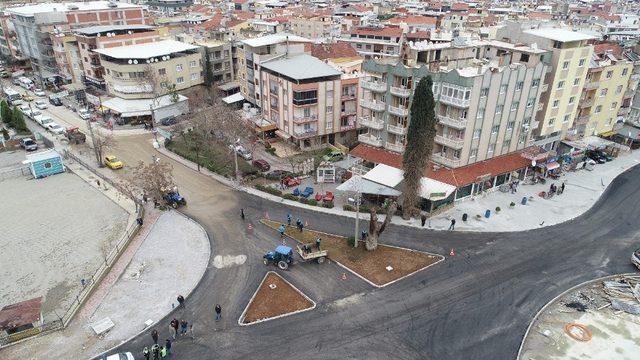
[75,24,159,89]
[497,23,595,149]
[0,13,23,60]
[146,0,194,14]
[339,25,403,60]
[7,1,147,84]
[625,47,640,125]
[359,38,550,169]
[95,39,203,99]
[196,39,234,84]
[259,54,360,149]
[289,14,337,40]
[51,33,83,84]
[237,33,312,107]
[573,43,633,138]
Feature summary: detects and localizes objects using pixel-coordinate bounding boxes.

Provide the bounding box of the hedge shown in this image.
[254,184,282,197]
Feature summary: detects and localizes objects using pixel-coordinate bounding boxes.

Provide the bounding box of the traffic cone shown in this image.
[341,272,347,280]
[449,248,455,256]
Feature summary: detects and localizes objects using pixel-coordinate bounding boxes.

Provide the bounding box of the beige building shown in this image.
[289,15,337,40]
[95,39,203,99]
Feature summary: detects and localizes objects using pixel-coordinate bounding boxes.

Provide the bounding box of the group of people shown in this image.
[509,180,520,194]
[549,182,566,196]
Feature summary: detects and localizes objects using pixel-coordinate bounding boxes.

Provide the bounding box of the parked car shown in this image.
[229,144,252,160]
[78,108,92,120]
[33,88,46,97]
[34,99,48,110]
[252,159,271,172]
[323,149,344,162]
[586,150,606,164]
[594,150,613,162]
[632,247,640,270]
[160,116,177,126]
[19,138,37,151]
[46,122,65,135]
[104,155,124,170]
[34,115,53,127]
[266,170,293,180]
[22,94,33,102]
[49,96,63,106]
[102,352,134,360]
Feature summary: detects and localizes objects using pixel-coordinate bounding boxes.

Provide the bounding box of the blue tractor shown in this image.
[162,187,187,208]
[263,245,294,270]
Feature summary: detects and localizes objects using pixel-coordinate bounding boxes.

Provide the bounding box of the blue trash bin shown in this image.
[485,209,491,218]
[521,196,527,205]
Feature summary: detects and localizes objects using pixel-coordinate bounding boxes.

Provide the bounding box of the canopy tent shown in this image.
[336,175,401,197]
[102,94,187,118]
[362,164,456,200]
[222,93,245,104]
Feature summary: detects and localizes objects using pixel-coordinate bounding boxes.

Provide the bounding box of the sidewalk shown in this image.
[158,145,640,233]
[0,210,210,359]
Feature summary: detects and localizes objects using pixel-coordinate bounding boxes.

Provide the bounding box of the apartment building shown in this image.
[359,38,550,169]
[573,44,633,138]
[259,54,359,149]
[51,33,83,84]
[196,40,234,84]
[497,24,595,149]
[339,25,403,60]
[0,13,23,60]
[625,48,640,124]
[95,39,203,99]
[75,24,159,89]
[237,33,312,107]
[7,1,147,83]
[146,0,194,14]
[290,14,338,40]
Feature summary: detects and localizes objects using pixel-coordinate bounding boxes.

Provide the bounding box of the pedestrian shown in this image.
[582,160,587,169]
[180,319,188,335]
[165,339,172,355]
[287,213,292,226]
[315,237,321,251]
[189,323,195,340]
[137,217,143,226]
[142,193,148,203]
[360,230,367,241]
[215,304,222,321]
[170,318,178,340]
[152,344,160,360]
[151,329,159,344]
[160,345,167,358]
[560,182,565,194]
[240,208,245,220]
[449,219,456,231]
[176,295,185,309]
[420,213,427,227]
[278,224,286,239]
[143,346,150,360]
[295,218,301,229]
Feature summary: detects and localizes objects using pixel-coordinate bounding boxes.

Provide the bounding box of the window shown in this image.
[600,88,608,97]
[500,84,507,94]
[557,81,565,89]
[523,117,531,125]
[176,64,183,72]
[532,79,540,87]
[549,118,556,125]
[519,53,530,62]
[616,85,623,94]
[569,96,575,104]
[491,125,499,134]
[191,73,198,80]
[326,119,333,130]
[552,100,559,108]
[562,61,569,70]
[496,105,503,114]
[511,102,519,111]
[573,78,580,86]
[519,133,527,143]
[516,81,524,91]
[622,68,629,76]
[473,129,481,138]
[293,90,318,105]
[595,105,602,113]
[606,70,613,79]
[503,140,511,149]
[160,81,167,88]
[611,102,617,109]
[563,114,570,123]
[189,60,196,68]
[470,148,478,158]
[488,144,495,153]
[507,121,515,130]
[579,58,586,67]
[480,88,489,97]
[527,99,534,108]
[176,77,184,84]
[476,108,484,118]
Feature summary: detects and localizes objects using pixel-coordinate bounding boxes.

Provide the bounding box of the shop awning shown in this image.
[336,175,401,196]
[222,93,244,104]
[102,94,187,117]
[361,164,456,200]
[545,162,560,170]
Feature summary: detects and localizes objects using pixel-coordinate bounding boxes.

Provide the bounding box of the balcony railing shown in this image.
[432,153,462,168]
[435,135,464,149]
[293,115,318,124]
[578,98,593,108]
[358,133,383,147]
[361,80,386,93]
[584,80,600,90]
[386,123,407,135]
[623,89,635,98]
[618,107,631,116]
[390,85,411,97]
[359,116,384,130]
[341,92,357,100]
[360,99,386,112]
[439,94,470,108]
[385,141,405,153]
[436,115,467,130]
[388,105,409,117]
[575,114,590,124]
[293,128,317,138]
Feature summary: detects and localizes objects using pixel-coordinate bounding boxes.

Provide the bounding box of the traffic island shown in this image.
[261,220,444,287]
[239,271,315,325]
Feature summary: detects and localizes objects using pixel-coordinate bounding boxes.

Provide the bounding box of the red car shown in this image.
[282,176,301,187]
[252,159,271,172]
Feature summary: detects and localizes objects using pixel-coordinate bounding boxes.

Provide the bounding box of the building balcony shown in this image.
[536,103,544,112]
[385,141,405,153]
[361,79,386,93]
[388,105,409,117]
[360,99,386,112]
[575,114,590,125]
[435,135,464,149]
[631,74,640,81]
[387,123,407,135]
[359,116,384,130]
[390,85,411,97]
[439,94,470,108]
[432,153,462,168]
[624,89,635,99]
[436,114,467,130]
[618,107,631,116]
[358,133,383,147]
[584,80,600,90]
[293,115,318,124]
[341,93,357,100]
[578,98,593,108]
[531,121,540,130]
[540,83,549,92]
[340,123,356,131]
[293,128,318,139]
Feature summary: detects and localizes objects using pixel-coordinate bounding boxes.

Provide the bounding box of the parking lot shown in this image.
[0,171,129,323]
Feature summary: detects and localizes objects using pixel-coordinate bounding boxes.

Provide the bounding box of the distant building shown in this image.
[196,39,234,84]
[146,0,194,14]
[339,26,403,60]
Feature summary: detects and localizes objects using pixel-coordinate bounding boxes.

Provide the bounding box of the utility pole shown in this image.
[354,190,360,248]
[86,117,100,166]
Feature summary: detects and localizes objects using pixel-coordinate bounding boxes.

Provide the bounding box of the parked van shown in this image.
[18,76,34,90]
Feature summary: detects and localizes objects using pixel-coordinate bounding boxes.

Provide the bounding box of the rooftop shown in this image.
[241,33,311,48]
[94,40,199,60]
[523,28,596,42]
[0,297,42,330]
[75,24,154,36]
[261,54,341,81]
[7,1,140,17]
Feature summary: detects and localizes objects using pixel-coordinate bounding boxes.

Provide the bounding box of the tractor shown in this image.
[66,126,86,144]
[161,186,187,208]
[263,245,294,270]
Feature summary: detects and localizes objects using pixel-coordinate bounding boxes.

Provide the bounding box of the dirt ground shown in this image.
[262,220,443,286]
[242,272,314,324]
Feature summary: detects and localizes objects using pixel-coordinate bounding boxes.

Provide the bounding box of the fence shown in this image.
[0,151,144,348]
[0,166,31,182]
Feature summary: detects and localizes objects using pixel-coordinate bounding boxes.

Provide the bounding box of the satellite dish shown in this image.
[133,59,138,64]
[146,59,150,64]
[128,59,133,64]
[531,160,536,167]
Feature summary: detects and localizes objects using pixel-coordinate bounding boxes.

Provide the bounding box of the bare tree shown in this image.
[92,131,116,167]
[123,161,176,204]
[141,64,178,127]
[366,201,398,251]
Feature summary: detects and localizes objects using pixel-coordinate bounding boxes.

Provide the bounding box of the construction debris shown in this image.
[602,275,640,315]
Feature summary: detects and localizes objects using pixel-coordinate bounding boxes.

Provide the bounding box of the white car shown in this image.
[47,122,65,135]
[33,88,46,96]
[34,115,53,127]
[78,108,92,120]
[19,104,30,113]
[34,100,48,110]
[104,352,135,360]
[228,144,253,160]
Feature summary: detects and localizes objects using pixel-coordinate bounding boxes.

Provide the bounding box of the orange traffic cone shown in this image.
[341,272,347,280]
[449,248,455,256]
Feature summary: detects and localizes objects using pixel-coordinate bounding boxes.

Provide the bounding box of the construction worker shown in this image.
[287,213,292,226]
[278,224,286,239]
[316,237,321,251]
[143,346,150,360]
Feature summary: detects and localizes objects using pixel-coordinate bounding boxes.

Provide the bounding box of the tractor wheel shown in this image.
[171,202,178,209]
[277,261,289,270]
[263,259,268,266]
[317,256,326,264]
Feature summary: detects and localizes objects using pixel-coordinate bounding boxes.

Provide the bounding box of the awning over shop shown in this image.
[336,175,401,196]
[222,93,244,104]
[102,94,188,118]
[419,177,456,200]
[361,164,456,200]
[545,162,560,171]
[562,135,630,151]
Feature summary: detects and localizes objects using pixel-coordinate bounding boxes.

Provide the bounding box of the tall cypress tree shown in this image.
[401,76,437,218]
[1,100,12,126]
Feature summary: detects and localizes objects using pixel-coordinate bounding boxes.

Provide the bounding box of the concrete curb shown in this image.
[516,272,637,360]
[237,271,316,326]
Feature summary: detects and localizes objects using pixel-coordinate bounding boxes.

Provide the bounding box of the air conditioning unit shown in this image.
[67,4,79,10]
[107,1,118,8]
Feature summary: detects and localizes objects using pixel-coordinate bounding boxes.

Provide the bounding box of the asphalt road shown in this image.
[102,133,639,360]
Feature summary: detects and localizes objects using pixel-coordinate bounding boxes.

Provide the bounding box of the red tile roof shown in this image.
[406,31,431,41]
[350,144,532,187]
[527,11,553,20]
[451,2,470,11]
[389,15,437,25]
[594,42,623,57]
[308,42,360,60]
[348,26,403,37]
[0,297,42,330]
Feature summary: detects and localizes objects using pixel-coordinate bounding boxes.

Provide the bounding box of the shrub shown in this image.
[255,184,282,197]
[283,193,298,201]
[298,197,308,204]
[307,199,318,206]
[347,236,357,247]
[510,202,516,207]
[322,201,334,208]
[495,206,501,212]
[343,204,356,211]
[265,147,276,155]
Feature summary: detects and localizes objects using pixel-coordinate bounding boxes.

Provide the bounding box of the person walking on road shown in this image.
[189,323,195,340]
[170,319,179,340]
[215,304,222,321]
[560,182,565,194]
[240,208,245,220]
[421,213,427,227]
[278,224,286,239]
[143,346,150,360]
[315,237,321,251]
[180,319,188,336]
[176,295,185,309]
[165,339,172,355]
[449,219,456,231]
[151,344,160,360]
[151,329,159,344]
[287,213,292,226]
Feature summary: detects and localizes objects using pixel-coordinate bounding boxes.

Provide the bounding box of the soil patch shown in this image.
[261,220,443,287]
[241,272,314,324]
